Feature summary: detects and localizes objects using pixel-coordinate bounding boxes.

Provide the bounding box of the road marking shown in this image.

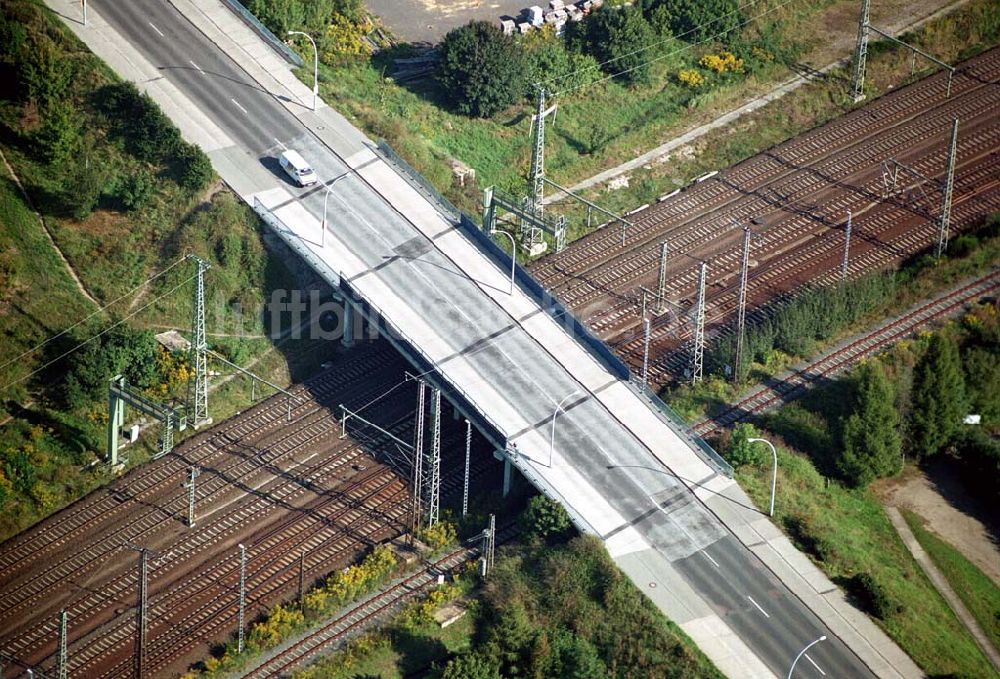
[702,551,720,568]
[147,21,164,37]
[189,60,203,73]
[273,137,287,150]
[805,653,826,676]
[230,98,248,115]
[747,595,770,618]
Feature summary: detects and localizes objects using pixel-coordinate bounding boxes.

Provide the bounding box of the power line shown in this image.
[555,0,804,95]
[0,255,189,376]
[0,274,197,393]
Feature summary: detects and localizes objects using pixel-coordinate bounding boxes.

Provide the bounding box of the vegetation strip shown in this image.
[887,506,1000,673]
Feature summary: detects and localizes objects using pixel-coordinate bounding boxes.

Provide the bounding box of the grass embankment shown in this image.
[306,0,1000,242]
[901,508,1000,655]
[0,0,326,539]
[736,442,997,677]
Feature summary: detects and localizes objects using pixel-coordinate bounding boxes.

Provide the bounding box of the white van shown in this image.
[278,149,318,187]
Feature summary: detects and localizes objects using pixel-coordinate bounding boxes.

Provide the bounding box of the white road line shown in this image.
[747,595,770,618]
[189,60,203,73]
[702,551,721,568]
[273,137,287,150]
[805,653,826,676]
[230,98,248,115]
[147,21,164,37]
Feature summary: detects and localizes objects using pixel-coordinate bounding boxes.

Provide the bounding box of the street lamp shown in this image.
[287,31,318,111]
[748,437,778,517]
[82,0,87,26]
[549,390,580,466]
[787,635,826,678]
[490,229,516,295]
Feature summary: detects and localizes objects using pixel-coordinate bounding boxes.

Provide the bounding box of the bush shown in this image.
[522,495,572,543]
[173,143,214,192]
[437,22,526,118]
[97,82,182,163]
[722,422,764,467]
[644,0,743,42]
[849,572,900,620]
[110,170,156,212]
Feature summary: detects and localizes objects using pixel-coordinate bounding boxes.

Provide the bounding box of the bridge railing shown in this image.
[630,381,734,478]
[220,0,304,68]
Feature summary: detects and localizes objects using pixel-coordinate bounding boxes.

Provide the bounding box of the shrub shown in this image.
[850,572,900,619]
[420,520,457,551]
[173,143,213,192]
[699,51,744,74]
[97,82,182,163]
[110,170,156,212]
[523,495,572,542]
[678,69,704,88]
[645,0,743,42]
[723,422,763,467]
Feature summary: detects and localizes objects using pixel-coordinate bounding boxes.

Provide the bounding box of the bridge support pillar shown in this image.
[342,301,355,348]
[502,458,512,497]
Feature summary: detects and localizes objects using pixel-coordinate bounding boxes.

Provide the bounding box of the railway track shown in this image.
[0,340,499,678]
[239,522,517,679]
[528,47,1000,384]
[691,268,1000,438]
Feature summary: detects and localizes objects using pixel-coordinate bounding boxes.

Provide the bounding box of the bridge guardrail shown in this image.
[220,0,304,68]
[631,381,734,478]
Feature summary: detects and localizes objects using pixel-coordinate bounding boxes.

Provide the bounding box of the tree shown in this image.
[437,21,527,118]
[837,362,902,487]
[910,334,966,457]
[570,6,657,85]
[523,494,571,542]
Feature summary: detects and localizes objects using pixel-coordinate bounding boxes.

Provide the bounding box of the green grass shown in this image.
[901,507,1000,656]
[735,442,997,677]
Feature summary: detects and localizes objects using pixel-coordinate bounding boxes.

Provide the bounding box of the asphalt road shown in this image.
[88,2,878,677]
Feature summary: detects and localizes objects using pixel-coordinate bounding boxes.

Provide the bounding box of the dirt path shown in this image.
[0,147,104,312]
[556,0,974,198]
[884,461,1000,586]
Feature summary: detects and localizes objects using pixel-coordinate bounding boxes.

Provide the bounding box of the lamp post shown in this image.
[490,229,516,295]
[748,437,778,517]
[82,0,87,26]
[287,31,318,111]
[787,635,826,678]
[549,390,580,466]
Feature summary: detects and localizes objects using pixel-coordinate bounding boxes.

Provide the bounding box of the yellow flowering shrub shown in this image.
[419,521,457,551]
[677,69,704,88]
[322,14,374,61]
[699,52,744,74]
